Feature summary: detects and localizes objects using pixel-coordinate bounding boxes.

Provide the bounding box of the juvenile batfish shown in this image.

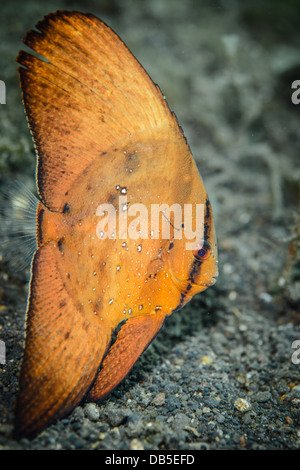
[14,10,218,438]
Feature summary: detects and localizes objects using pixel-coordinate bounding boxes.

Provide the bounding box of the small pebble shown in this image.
[234,398,251,412]
[84,403,100,421]
[130,438,144,450]
[256,391,272,403]
[152,392,166,406]
[200,355,213,365]
[106,408,128,427]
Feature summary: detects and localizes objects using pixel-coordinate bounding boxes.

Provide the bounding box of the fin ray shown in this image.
[0,181,38,270]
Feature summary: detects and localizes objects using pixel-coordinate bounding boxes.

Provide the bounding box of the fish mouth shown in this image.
[200,276,217,288]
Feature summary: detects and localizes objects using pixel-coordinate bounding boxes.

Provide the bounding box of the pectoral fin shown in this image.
[88,311,166,401]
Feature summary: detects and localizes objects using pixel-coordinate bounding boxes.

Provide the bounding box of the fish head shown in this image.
[165,162,218,302]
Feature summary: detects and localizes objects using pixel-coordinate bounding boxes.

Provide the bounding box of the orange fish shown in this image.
[14,10,218,438]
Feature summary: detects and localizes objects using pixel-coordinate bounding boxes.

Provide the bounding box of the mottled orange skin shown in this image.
[14,11,218,438]
[41,131,217,326]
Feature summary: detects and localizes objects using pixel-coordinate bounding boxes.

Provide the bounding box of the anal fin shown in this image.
[88,312,166,401]
[14,242,110,438]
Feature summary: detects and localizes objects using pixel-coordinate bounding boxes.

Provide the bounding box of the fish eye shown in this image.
[193,240,211,260]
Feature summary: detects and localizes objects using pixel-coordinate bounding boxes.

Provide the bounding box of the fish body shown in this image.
[13,11,218,438]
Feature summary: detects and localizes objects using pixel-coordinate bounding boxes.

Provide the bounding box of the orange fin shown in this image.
[14,242,110,438]
[88,311,166,401]
[17,11,178,211]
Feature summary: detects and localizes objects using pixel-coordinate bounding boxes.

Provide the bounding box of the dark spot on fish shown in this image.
[63,203,70,213]
[37,208,45,244]
[124,151,139,173]
[67,273,70,279]
[188,259,202,285]
[204,223,209,240]
[65,332,70,340]
[168,241,174,251]
[59,300,67,309]
[57,238,64,253]
[172,281,195,314]
[205,198,211,220]
[171,292,187,314]
[203,198,212,241]
[107,192,117,205]
[76,302,84,313]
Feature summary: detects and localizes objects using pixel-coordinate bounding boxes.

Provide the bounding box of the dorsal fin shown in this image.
[17,11,179,211]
